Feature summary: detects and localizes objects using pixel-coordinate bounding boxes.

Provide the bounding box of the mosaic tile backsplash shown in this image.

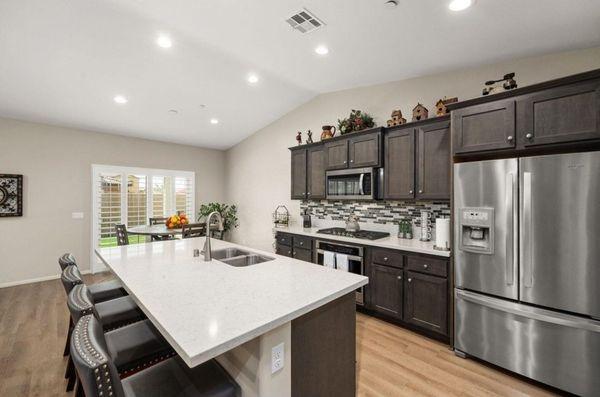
[300,200,451,225]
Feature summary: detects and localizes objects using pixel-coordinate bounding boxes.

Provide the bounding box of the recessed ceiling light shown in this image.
[168,109,179,115]
[156,35,172,48]
[384,0,399,8]
[315,45,329,55]
[210,118,219,124]
[113,95,128,104]
[448,0,473,11]
[247,74,259,84]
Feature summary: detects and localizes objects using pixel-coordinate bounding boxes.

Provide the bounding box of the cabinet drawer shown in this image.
[293,247,313,263]
[406,255,447,277]
[276,244,293,257]
[293,235,312,249]
[276,233,292,246]
[371,248,404,268]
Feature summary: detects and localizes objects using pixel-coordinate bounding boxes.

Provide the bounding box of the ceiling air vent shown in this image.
[285,8,325,34]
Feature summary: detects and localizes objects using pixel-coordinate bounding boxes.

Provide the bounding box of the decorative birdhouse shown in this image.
[435,96,458,116]
[412,103,428,122]
[386,109,406,127]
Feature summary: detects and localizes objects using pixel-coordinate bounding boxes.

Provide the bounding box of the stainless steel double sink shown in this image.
[210,247,274,267]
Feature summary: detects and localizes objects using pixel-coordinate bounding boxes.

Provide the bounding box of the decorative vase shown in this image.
[321,125,336,140]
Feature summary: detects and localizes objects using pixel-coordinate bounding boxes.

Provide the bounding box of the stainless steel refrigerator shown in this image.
[454,151,600,396]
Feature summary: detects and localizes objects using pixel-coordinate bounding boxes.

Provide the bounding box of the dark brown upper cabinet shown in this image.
[325,140,348,170]
[348,132,381,168]
[291,149,307,199]
[416,120,450,200]
[452,99,516,155]
[384,127,415,200]
[307,146,326,199]
[403,270,448,336]
[517,79,600,147]
[370,264,403,320]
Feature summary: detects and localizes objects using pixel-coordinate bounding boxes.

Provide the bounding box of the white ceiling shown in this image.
[1,0,599,149]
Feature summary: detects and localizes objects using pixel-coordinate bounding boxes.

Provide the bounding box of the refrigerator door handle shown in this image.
[522,171,533,288]
[505,172,516,286]
[456,289,600,332]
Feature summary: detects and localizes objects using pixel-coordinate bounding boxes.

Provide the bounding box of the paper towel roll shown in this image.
[435,218,450,250]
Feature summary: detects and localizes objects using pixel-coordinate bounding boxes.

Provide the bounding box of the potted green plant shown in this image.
[197,203,239,240]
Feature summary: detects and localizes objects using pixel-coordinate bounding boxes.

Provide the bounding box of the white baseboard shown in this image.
[0,269,92,289]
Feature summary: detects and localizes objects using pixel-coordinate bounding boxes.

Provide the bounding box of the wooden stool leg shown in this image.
[63,318,73,357]
[65,355,74,379]
[66,357,76,391]
[75,378,85,397]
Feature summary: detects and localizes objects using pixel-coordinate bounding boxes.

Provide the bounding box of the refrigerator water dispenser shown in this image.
[459,207,494,254]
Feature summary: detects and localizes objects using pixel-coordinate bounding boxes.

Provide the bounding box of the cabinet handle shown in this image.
[525,133,533,139]
[300,242,303,245]
[307,192,311,195]
[397,276,402,280]
[507,135,513,141]
[343,160,347,164]
[350,159,354,163]
[423,264,429,269]
[418,190,423,194]
[408,278,412,283]
[293,252,296,256]
[409,190,413,194]
[383,257,388,261]
[288,251,292,255]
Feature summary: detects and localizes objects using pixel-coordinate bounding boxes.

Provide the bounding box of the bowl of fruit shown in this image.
[166,212,190,229]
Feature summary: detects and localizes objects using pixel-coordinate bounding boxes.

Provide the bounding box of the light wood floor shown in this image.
[0,274,559,397]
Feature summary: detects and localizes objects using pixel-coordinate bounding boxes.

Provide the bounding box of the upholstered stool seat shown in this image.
[122,355,240,397]
[88,279,127,302]
[68,284,144,330]
[61,264,126,303]
[105,319,174,374]
[71,315,241,397]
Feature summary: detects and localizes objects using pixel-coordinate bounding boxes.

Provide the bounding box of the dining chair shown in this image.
[115,224,129,246]
[149,217,168,225]
[71,314,241,397]
[182,223,206,239]
[148,217,176,241]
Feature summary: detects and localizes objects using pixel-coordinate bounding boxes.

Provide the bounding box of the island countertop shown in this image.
[95,237,368,368]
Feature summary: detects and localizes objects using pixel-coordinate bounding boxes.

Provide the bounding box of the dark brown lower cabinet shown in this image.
[293,247,313,263]
[276,243,292,257]
[369,264,403,320]
[403,270,448,335]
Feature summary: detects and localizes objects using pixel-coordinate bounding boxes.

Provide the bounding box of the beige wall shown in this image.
[225,46,600,251]
[0,118,226,286]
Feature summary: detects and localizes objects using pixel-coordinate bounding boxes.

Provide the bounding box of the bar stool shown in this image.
[58,253,127,302]
[71,315,241,397]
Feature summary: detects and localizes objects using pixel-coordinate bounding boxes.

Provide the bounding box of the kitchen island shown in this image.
[95,237,368,397]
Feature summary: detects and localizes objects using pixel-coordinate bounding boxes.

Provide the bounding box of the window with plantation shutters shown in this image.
[92,165,195,272]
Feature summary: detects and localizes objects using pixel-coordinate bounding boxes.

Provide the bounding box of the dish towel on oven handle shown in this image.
[324,251,336,269]
[335,254,349,272]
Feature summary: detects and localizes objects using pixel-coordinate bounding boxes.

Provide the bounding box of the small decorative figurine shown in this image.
[387,109,406,127]
[482,72,517,96]
[412,103,429,121]
[306,130,314,144]
[435,96,458,116]
[321,125,336,140]
[296,131,302,145]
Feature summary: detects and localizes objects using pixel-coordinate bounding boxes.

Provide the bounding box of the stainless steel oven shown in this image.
[315,240,364,305]
[326,167,383,200]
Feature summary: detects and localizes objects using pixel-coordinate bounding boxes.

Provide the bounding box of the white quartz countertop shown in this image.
[95,237,368,367]
[279,226,451,257]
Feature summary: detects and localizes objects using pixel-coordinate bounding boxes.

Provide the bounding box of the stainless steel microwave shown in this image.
[326,167,383,200]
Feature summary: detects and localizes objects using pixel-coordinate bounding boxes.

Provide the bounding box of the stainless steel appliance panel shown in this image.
[454,159,518,300]
[455,289,600,397]
[520,152,600,318]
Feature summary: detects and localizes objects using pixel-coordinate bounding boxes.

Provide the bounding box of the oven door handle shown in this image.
[316,249,363,262]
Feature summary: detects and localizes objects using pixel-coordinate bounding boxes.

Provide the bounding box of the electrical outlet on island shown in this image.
[271,342,284,374]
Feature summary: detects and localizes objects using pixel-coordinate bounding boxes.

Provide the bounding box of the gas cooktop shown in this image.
[316,227,390,241]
